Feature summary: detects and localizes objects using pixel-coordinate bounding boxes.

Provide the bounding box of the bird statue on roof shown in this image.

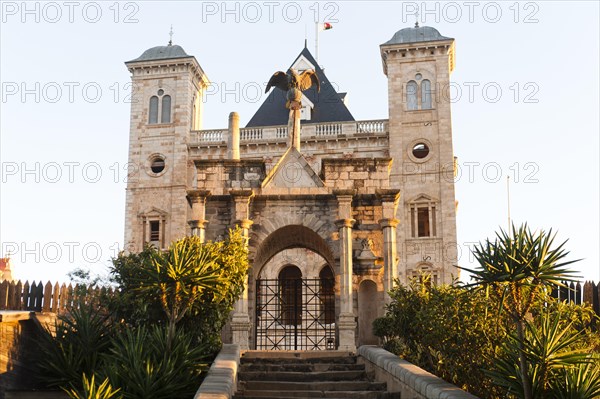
[265,69,320,110]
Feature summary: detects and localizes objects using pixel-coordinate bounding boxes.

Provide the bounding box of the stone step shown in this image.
[241,381,387,392]
[240,362,365,372]
[239,370,367,382]
[234,352,389,399]
[233,390,395,399]
[241,356,358,365]
[241,351,355,363]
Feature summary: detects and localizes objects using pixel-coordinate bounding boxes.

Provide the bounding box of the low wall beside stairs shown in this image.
[195,345,479,399]
[358,346,479,399]
[194,344,241,399]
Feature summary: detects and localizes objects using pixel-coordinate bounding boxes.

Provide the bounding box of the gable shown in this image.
[246,47,355,127]
[262,147,324,189]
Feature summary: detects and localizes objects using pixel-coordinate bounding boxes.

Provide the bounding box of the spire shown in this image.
[415,11,420,27]
[304,38,308,49]
[168,25,174,46]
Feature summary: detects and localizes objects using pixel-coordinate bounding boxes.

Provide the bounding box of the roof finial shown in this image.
[415,10,420,28]
[168,25,174,46]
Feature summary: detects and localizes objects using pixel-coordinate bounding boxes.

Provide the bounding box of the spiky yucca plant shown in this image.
[461,224,580,399]
[65,374,122,399]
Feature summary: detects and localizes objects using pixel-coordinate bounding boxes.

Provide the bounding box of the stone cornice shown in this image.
[126,56,209,86]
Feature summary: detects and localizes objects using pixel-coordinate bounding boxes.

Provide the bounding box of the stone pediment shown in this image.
[139,207,168,217]
[261,147,324,189]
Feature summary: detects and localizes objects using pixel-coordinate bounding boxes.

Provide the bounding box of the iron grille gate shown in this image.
[255,278,336,350]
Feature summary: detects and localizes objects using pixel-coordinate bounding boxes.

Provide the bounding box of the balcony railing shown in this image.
[190,119,388,144]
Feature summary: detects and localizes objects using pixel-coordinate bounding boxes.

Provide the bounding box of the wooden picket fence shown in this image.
[550,281,600,318]
[0,280,116,313]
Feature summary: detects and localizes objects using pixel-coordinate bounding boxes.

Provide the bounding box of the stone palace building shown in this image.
[123,24,459,351]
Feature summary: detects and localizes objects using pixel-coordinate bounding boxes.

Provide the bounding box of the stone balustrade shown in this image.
[190,119,388,145]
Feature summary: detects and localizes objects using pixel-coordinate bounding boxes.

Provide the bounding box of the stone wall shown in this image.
[0,312,52,399]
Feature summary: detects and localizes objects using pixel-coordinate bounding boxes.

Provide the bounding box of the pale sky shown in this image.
[1,1,599,283]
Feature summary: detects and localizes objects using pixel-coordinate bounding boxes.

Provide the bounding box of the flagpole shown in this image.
[507,175,511,232]
[315,21,319,65]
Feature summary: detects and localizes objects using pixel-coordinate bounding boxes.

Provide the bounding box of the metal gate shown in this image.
[255,278,336,350]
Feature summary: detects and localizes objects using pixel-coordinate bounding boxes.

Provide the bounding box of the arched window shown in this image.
[279,265,302,326]
[161,95,171,123]
[406,80,418,110]
[319,266,335,324]
[148,96,159,124]
[421,79,432,109]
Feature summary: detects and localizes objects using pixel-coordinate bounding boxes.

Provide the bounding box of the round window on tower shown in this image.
[415,73,422,80]
[412,143,429,158]
[408,139,433,163]
[157,89,165,96]
[147,154,167,176]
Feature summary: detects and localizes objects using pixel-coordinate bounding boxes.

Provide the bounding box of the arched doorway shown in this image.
[319,266,335,325]
[253,225,337,350]
[279,265,302,327]
[358,280,379,346]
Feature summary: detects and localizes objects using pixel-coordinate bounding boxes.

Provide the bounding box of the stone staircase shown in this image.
[233,351,397,399]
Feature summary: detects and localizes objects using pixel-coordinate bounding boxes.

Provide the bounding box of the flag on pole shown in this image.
[322,22,333,31]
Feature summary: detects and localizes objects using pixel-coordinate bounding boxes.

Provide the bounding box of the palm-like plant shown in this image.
[551,356,600,399]
[488,307,593,398]
[134,235,223,351]
[460,224,580,399]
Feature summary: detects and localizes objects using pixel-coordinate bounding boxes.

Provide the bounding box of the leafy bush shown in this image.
[37,229,249,398]
[109,228,249,353]
[375,224,600,398]
[374,279,508,397]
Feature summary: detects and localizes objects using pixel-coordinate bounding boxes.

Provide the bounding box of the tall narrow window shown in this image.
[149,96,159,124]
[410,197,438,238]
[407,80,418,110]
[421,79,432,109]
[417,207,430,237]
[161,95,171,123]
[149,220,160,242]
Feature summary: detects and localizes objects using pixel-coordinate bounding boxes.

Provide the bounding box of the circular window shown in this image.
[157,89,164,96]
[415,73,422,80]
[412,143,430,159]
[150,156,165,174]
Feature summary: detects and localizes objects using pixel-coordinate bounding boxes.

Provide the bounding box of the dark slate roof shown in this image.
[383,25,452,45]
[246,47,355,127]
[127,44,191,63]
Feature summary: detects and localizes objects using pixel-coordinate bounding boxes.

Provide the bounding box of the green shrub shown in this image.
[65,374,122,399]
[374,279,507,397]
[103,326,209,399]
[37,305,114,390]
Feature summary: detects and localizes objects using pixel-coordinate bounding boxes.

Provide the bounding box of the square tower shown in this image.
[380,25,458,284]
[124,44,208,252]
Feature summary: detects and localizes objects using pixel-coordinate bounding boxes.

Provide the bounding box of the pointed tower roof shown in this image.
[246,47,354,127]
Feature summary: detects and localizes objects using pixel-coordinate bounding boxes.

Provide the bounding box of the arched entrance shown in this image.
[253,225,337,350]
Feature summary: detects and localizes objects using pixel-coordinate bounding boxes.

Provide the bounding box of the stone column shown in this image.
[334,190,356,352]
[377,189,401,303]
[288,108,301,151]
[187,190,210,243]
[230,189,254,349]
[228,112,240,160]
